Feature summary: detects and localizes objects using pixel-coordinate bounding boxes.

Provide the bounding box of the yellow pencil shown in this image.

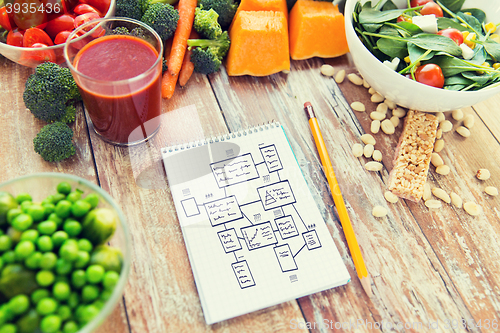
[304,101,372,297]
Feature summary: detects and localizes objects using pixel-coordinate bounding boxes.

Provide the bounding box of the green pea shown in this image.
[81,285,100,303]
[53,281,71,301]
[20,200,32,213]
[7,294,29,315]
[24,251,42,269]
[73,251,89,269]
[40,314,61,333]
[100,289,112,302]
[38,221,57,235]
[66,190,83,203]
[27,204,45,222]
[84,193,99,209]
[70,200,91,218]
[0,235,12,252]
[51,231,68,248]
[0,306,14,325]
[7,227,21,243]
[77,239,93,253]
[92,299,105,310]
[14,240,35,260]
[2,251,16,264]
[63,220,82,237]
[57,182,72,195]
[57,305,72,321]
[6,208,21,224]
[31,289,50,304]
[37,235,54,252]
[59,239,79,262]
[62,320,79,333]
[0,258,3,271]
[78,304,99,324]
[36,270,55,287]
[55,200,72,219]
[71,270,86,289]
[52,193,66,204]
[54,275,69,284]
[42,195,55,205]
[36,297,58,315]
[20,229,39,242]
[67,292,80,309]
[15,309,40,333]
[86,265,105,284]
[11,213,33,231]
[16,193,32,204]
[39,252,58,270]
[102,271,120,290]
[0,324,17,333]
[55,258,73,275]
[42,203,56,216]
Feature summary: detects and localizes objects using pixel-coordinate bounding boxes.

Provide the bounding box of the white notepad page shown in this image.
[162,122,350,324]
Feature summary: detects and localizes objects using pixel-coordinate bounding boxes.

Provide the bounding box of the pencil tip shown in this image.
[360,275,373,297]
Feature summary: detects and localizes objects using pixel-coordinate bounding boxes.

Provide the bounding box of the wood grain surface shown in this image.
[1,51,500,333]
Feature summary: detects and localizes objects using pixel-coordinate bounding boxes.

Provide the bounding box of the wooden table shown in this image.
[1,52,500,332]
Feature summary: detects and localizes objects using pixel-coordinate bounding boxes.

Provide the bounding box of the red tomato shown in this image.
[11,0,47,30]
[437,28,464,46]
[44,14,75,39]
[74,12,100,30]
[73,4,102,16]
[84,0,109,16]
[420,2,443,17]
[7,29,24,46]
[23,27,54,47]
[410,0,433,7]
[54,30,72,44]
[19,42,56,66]
[0,6,14,31]
[415,64,445,88]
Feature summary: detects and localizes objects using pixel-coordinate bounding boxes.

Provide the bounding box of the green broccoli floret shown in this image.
[193,7,223,39]
[33,122,76,162]
[141,3,179,41]
[115,0,143,20]
[197,0,238,30]
[187,32,230,74]
[23,62,81,124]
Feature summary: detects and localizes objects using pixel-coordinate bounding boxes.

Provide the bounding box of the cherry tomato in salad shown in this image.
[420,2,443,17]
[73,4,101,16]
[54,30,72,44]
[44,14,75,39]
[410,0,434,7]
[414,63,445,88]
[11,0,47,30]
[0,6,14,31]
[437,28,464,46]
[74,12,100,30]
[7,29,24,46]
[19,42,56,66]
[23,27,54,47]
[84,0,109,17]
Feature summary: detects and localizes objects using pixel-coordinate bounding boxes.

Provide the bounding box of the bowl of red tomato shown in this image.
[0,0,115,67]
[345,0,500,112]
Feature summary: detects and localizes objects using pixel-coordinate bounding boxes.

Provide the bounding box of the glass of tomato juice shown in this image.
[63,17,163,146]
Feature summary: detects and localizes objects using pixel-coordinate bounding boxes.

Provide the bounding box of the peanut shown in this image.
[452,109,464,121]
[436,165,450,175]
[439,120,453,133]
[381,119,395,135]
[371,93,385,103]
[372,150,382,162]
[376,103,388,114]
[392,107,406,118]
[368,87,376,95]
[372,205,388,217]
[351,101,366,112]
[363,144,374,158]
[352,143,364,157]
[463,114,475,129]
[390,116,400,128]
[320,64,335,76]
[363,79,371,89]
[370,112,386,121]
[347,73,363,85]
[335,69,346,83]
[384,99,396,109]
[436,128,443,139]
[365,161,383,171]
[450,192,462,208]
[436,112,445,122]
[423,183,432,201]
[430,153,444,167]
[384,191,399,203]
[434,139,445,152]
[361,134,376,145]
[432,188,451,203]
[463,202,481,216]
[456,126,471,137]
[371,120,381,134]
[485,186,499,196]
[476,168,491,180]
[425,199,442,209]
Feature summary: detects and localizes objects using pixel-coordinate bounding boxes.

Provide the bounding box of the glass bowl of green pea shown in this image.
[0,172,131,333]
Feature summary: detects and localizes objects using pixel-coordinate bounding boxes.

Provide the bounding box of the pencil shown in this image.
[304,101,372,297]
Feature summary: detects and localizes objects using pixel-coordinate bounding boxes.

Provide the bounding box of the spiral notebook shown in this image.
[161,122,350,324]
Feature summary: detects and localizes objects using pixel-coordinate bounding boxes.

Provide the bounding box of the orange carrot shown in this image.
[161,0,197,99]
[178,30,199,87]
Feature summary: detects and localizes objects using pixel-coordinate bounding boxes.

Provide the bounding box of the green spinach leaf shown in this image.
[408,43,435,63]
[409,34,462,56]
[438,0,465,13]
[359,8,407,24]
[377,38,408,58]
[457,12,483,36]
[462,71,492,85]
[482,40,500,62]
[461,8,486,23]
[396,21,422,36]
[382,0,397,11]
[432,56,479,76]
[437,17,472,32]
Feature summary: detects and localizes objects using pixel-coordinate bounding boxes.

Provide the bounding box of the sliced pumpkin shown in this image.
[233,0,288,19]
[226,11,290,76]
[289,0,349,60]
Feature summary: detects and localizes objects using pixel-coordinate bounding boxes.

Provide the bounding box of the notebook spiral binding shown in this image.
[164,121,281,153]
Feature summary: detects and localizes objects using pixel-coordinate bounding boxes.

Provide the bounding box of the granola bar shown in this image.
[387,110,439,202]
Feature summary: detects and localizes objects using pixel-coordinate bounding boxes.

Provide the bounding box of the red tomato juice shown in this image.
[73,34,161,144]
